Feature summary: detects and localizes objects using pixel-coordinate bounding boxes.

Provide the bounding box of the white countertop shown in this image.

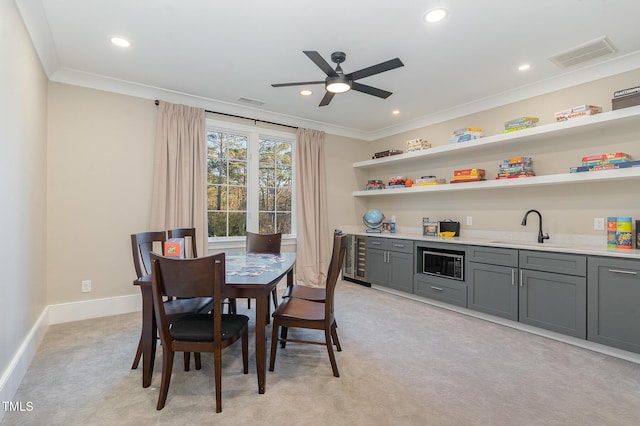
[340,226,640,260]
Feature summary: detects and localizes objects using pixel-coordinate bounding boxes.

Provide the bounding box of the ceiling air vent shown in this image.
[549,36,617,68]
[238,97,265,106]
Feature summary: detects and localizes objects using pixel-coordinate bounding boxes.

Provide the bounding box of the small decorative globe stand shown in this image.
[363,209,385,233]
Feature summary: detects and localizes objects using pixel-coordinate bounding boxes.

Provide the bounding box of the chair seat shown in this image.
[272,297,325,322]
[164,297,214,316]
[170,313,249,342]
[282,284,326,301]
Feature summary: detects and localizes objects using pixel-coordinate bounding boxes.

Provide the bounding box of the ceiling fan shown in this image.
[271,51,404,106]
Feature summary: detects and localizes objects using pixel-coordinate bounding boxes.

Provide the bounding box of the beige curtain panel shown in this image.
[150,101,207,256]
[295,128,330,288]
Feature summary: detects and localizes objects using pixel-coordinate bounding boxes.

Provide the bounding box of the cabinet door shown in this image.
[388,251,413,292]
[588,257,640,353]
[468,262,518,321]
[519,269,586,338]
[366,248,388,287]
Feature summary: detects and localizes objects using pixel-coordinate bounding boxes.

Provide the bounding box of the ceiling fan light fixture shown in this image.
[326,76,351,93]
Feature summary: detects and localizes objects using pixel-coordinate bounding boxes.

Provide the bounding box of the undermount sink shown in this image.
[489,240,568,248]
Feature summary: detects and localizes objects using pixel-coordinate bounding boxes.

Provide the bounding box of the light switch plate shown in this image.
[466,216,473,226]
[594,217,605,231]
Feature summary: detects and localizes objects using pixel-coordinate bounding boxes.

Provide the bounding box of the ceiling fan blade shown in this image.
[347,58,404,81]
[304,51,338,77]
[319,92,335,106]
[271,81,325,87]
[351,82,393,99]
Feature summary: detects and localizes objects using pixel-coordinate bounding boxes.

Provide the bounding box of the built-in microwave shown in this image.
[421,248,464,281]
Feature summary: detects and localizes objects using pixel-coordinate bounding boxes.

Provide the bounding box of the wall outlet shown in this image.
[81,280,92,292]
[594,217,605,231]
[466,216,473,226]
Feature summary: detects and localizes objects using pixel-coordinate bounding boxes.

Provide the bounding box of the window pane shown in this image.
[276,188,291,211]
[276,213,292,234]
[228,160,246,186]
[259,163,275,188]
[259,212,275,234]
[207,129,248,238]
[275,142,292,166]
[259,187,275,210]
[207,185,227,210]
[228,186,247,210]
[208,211,227,237]
[228,212,247,236]
[259,139,276,162]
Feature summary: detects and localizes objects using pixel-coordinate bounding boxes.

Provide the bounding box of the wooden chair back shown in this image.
[168,227,198,258]
[131,231,166,278]
[246,231,282,253]
[324,231,348,320]
[150,253,225,342]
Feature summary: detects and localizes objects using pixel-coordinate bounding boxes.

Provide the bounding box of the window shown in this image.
[206,119,295,239]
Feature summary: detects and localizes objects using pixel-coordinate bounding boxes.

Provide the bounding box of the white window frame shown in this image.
[205,118,297,249]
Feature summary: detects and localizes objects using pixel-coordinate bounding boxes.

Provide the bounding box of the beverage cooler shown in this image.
[342,234,370,286]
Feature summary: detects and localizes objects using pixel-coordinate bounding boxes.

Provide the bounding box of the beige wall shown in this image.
[47,84,157,304]
[1,0,48,400]
[353,69,640,238]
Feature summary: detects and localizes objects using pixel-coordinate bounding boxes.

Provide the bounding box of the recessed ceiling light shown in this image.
[111,37,131,48]
[392,110,400,115]
[300,89,313,96]
[424,8,448,23]
[518,63,531,71]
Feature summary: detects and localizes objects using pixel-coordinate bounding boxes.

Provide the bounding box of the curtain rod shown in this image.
[154,100,298,130]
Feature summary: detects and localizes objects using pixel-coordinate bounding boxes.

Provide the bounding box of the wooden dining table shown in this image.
[134,251,296,394]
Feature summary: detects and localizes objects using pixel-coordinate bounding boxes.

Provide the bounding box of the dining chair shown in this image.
[168,227,235,315]
[246,231,282,310]
[281,229,343,302]
[130,231,213,371]
[150,252,249,412]
[167,227,198,258]
[269,231,347,377]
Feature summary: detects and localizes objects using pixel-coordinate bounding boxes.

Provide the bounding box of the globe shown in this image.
[363,209,385,230]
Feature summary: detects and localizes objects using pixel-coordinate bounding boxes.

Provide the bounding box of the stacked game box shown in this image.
[388,175,406,188]
[414,175,447,186]
[569,152,640,173]
[406,138,432,152]
[554,105,602,121]
[496,156,535,179]
[612,85,640,110]
[449,127,483,144]
[365,179,385,190]
[502,117,538,133]
[451,168,485,183]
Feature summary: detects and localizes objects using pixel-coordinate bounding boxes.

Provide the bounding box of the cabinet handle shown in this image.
[393,244,404,248]
[430,286,444,291]
[608,269,638,275]
[511,268,515,286]
[371,242,382,245]
[519,270,523,287]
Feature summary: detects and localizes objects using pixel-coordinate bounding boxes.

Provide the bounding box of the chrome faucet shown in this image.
[521,209,550,243]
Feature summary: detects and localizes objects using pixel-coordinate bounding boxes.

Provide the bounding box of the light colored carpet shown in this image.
[3,281,640,425]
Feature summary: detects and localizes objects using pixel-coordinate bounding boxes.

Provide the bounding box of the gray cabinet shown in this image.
[467,246,519,320]
[519,251,586,338]
[467,247,587,338]
[588,257,640,353]
[366,237,414,292]
[414,242,468,307]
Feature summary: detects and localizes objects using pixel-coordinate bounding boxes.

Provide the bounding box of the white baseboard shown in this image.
[0,308,48,423]
[47,294,141,325]
[0,294,142,421]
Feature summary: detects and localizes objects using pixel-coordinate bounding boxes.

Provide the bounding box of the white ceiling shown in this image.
[15,0,640,140]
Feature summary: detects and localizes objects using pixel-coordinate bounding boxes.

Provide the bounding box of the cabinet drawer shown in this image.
[414,274,467,307]
[367,237,388,250]
[387,240,414,254]
[519,250,586,276]
[467,246,518,267]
